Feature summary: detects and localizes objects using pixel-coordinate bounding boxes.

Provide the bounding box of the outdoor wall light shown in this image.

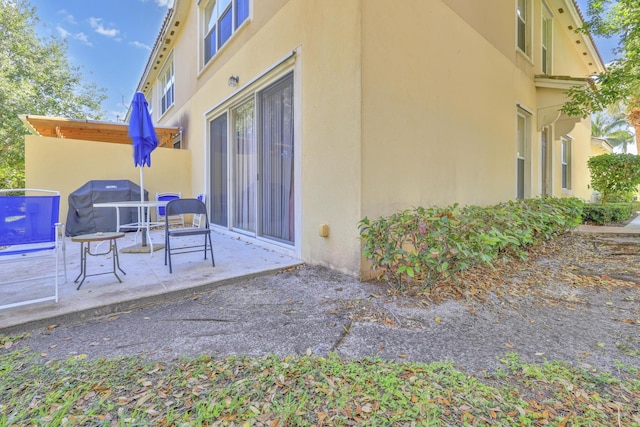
[228,75,239,87]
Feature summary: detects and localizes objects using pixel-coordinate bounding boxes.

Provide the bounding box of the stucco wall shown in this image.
[146,0,602,279]
[25,135,192,223]
[360,0,522,219]
[156,0,364,275]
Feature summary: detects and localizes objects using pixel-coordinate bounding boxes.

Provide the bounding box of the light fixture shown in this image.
[228,75,239,87]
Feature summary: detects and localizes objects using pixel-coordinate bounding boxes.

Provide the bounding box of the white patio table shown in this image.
[93,200,167,254]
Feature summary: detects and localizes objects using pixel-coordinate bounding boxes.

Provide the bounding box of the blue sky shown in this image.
[576,0,620,65]
[29,0,620,124]
[31,0,172,122]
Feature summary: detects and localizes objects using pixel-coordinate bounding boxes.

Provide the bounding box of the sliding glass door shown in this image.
[209,72,295,245]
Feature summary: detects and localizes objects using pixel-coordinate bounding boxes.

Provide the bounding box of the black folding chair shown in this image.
[164,198,215,273]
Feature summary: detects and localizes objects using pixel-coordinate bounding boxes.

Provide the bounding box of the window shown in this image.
[172,133,182,149]
[160,56,174,115]
[542,4,553,74]
[203,0,250,65]
[146,93,153,119]
[561,137,572,190]
[516,108,531,200]
[517,0,530,55]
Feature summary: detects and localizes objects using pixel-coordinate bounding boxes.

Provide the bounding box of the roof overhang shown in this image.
[535,75,591,132]
[591,137,614,153]
[564,0,607,73]
[134,1,189,104]
[20,115,181,148]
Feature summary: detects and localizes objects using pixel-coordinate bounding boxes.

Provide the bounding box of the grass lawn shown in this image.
[2,333,639,426]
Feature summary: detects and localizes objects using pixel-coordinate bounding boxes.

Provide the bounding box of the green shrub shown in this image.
[587,154,640,205]
[582,202,633,225]
[358,197,584,289]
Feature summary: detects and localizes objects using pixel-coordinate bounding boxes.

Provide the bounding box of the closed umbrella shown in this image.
[128,92,158,246]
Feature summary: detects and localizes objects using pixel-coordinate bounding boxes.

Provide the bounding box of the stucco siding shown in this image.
[25,135,192,224]
[361,0,524,219]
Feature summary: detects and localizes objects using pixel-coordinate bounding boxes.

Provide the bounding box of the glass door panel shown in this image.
[210,113,228,226]
[259,73,294,243]
[232,98,256,233]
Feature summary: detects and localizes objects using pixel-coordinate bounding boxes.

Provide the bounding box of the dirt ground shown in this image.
[4,232,640,376]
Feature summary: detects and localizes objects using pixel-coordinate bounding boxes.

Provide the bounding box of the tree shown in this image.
[562,0,640,118]
[591,102,636,153]
[0,0,106,188]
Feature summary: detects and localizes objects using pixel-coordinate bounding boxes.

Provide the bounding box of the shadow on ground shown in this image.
[3,232,639,376]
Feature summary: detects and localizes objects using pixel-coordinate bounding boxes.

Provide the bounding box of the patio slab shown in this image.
[0,229,302,333]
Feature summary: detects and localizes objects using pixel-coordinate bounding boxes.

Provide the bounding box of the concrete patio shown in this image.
[0,228,301,332]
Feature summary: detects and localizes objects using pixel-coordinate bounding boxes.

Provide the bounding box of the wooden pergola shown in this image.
[20,115,181,148]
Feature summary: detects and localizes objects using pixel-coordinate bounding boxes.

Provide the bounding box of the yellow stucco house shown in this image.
[26,0,605,278]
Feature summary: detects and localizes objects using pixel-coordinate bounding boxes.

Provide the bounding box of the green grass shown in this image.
[1,339,639,426]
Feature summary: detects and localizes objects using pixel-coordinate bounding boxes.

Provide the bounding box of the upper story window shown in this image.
[541,4,553,74]
[517,0,530,56]
[203,0,250,65]
[146,93,153,119]
[160,55,175,115]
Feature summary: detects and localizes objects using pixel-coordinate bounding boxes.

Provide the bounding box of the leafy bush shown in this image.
[582,202,634,225]
[587,154,640,205]
[359,197,584,288]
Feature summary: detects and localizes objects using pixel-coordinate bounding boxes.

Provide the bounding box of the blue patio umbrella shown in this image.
[128,92,158,203]
[128,92,158,246]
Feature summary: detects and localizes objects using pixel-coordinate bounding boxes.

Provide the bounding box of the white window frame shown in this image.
[200,0,250,68]
[159,54,175,116]
[541,3,553,74]
[517,0,531,57]
[561,136,572,190]
[146,93,153,120]
[517,107,531,200]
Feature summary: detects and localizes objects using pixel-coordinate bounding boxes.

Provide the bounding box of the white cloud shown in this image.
[130,41,152,51]
[74,33,93,47]
[57,9,77,25]
[88,17,120,38]
[56,26,71,38]
[56,25,92,46]
[139,0,173,8]
[155,0,174,8]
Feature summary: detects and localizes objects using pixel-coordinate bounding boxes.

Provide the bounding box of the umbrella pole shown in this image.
[140,167,148,247]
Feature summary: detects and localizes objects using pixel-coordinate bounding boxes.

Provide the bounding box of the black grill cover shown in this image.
[66,180,148,236]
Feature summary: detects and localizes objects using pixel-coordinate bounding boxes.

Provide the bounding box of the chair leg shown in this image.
[164,233,168,265]
[165,233,173,273]
[208,233,215,267]
[203,234,208,260]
